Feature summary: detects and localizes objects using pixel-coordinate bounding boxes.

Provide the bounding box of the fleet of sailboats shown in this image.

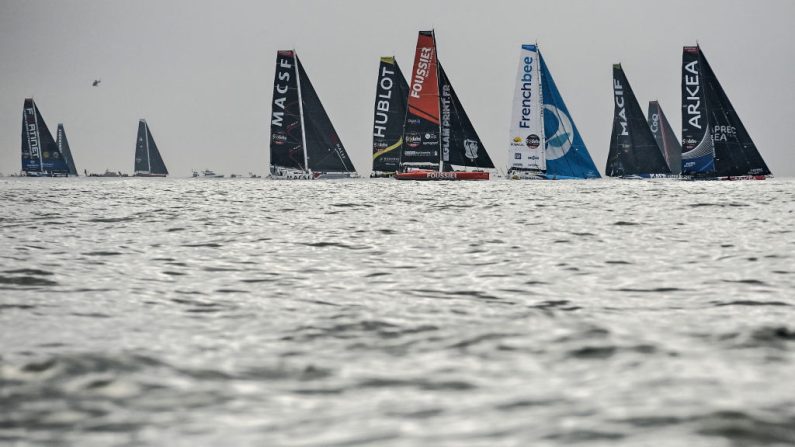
[11,40,774,181]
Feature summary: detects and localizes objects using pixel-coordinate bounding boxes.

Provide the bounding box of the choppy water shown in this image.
[1,177,794,446]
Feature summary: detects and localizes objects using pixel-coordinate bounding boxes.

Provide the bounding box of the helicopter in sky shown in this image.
[92,79,102,87]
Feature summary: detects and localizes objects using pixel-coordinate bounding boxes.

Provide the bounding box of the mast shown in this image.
[433,30,443,173]
[294,51,309,172]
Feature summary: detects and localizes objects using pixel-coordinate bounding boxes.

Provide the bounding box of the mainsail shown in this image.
[270,50,306,172]
[647,101,682,175]
[134,120,169,176]
[400,30,493,173]
[401,30,442,169]
[56,124,79,176]
[372,57,409,174]
[681,45,770,177]
[269,50,356,176]
[606,64,671,177]
[21,98,69,175]
[508,45,545,173]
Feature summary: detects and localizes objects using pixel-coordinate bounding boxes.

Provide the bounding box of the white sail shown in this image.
[508,45,545,172]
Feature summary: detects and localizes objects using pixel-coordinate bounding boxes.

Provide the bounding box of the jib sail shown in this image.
[21,98,68,175]
[270,50,306,172]
[438,64,493,170]
[297,57,356,174]
[401,30,441,169]
[647,101,682,175]
[700,49,770,177]
[56,124,79,176]
[538,54,600,178]
[372,57,408,173]
[606,64,670,177]
[508,44,545,173]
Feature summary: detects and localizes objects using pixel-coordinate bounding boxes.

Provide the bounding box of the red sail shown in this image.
[407,31,440,125]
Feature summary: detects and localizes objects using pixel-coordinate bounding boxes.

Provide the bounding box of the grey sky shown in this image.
[1,0,793,176]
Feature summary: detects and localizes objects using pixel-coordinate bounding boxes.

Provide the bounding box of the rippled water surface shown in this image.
[1,177,794,446]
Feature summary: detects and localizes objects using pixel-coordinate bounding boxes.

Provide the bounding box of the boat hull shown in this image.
[133,173,167,177]
[395,170,489,181]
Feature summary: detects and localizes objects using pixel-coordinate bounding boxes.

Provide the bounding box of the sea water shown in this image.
[1,177,794,446]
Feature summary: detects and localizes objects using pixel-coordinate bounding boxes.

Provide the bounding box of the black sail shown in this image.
[21,98,68,175]
[647,101,681,175]
[270,50,306,172]
[700,50,771,177]
[56,124,79,176]
[297,57,356,174]
[606,64,670,177]
[438,64,493,170]
[145,122,168,175]
[134,120,168,175]
[372,57,409,173]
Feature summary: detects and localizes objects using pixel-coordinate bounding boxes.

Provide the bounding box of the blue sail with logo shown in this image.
[538,52,601,179]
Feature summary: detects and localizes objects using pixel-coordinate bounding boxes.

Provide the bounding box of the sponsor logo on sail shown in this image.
[405,132,421,148]
[684,60,702,130]
[650,112,660,134]
[464,139,479,161]
[410,47,433,99]
[544,104,574,160]
[373,64,395,139]
[272,56,293,128]
[518,56,535,129]
[613,78,629,136]
[24,108,40,158]
[272,132,287,144]
[526,134,540,148]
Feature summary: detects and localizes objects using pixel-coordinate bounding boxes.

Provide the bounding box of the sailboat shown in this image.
[647,101,682,175]
[605,64,672,178]
[395,30,494,181]
[133,119,169,177]
[681,45,771,180]
[269,50,358,180]
[507,44,600,180]
[21,98,70,177]
[371,56,409,178]
[56,124,79,176]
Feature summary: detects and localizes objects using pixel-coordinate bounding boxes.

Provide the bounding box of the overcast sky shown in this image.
[1,0,793,176]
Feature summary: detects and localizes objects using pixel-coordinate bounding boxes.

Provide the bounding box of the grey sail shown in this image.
[21,98,69,176]
[56,124,79,176]
[647,101,681,175]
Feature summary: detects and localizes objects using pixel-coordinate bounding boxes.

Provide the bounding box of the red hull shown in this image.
[394,170,489,181]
